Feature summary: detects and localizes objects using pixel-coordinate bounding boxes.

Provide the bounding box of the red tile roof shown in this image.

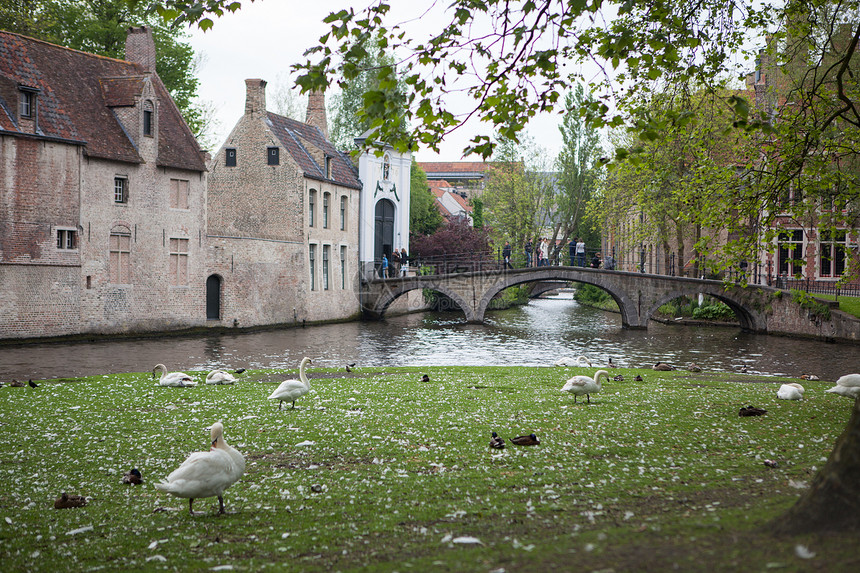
[267,112,362,190]
[0,31,205,172]
[419,161,489,174]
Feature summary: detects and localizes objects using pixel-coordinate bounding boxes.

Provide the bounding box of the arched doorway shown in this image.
[374,199,395,276]
[206,274,221,320]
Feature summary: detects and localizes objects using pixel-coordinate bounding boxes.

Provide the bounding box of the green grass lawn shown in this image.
[815,293,860,318]
[0,366,856,572]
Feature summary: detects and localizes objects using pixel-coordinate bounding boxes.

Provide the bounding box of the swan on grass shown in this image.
[153,364,196,387]
[155,422,245,515]
[776,383,805,400]
[561,369,610,403]
[268,357,313,410]
[205,370,237,385]
[553,356,591,367]
[826,373,860,399]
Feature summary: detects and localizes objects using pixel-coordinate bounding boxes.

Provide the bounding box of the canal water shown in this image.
[0,293,856,381]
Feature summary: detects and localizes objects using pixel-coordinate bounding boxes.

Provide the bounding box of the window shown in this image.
[114,177,128,203]
[340,245,347,289]
[56,229,77,250]
[109,231,131,284]
[308,190,316,227]
[170,178,190,210]
[19,88,37,119]
[325,156,332,179]
[308,244,316,291]
[169,238,189,286]
[777,230,804,277]
[322,245,330,290]
[268,146,279,165]
[142,100,154,136]
[340,196,347,231]
[323,192,330,228]
[819,230,847,278]
[225,148,237,167]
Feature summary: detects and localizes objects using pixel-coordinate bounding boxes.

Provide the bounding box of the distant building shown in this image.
[418,161,489,201]
[0,28,208,339]
[428,181,473,225]
[206,81,363,326]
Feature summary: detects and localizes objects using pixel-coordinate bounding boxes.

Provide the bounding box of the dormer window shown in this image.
[226,148,237,167]
[268,146,280,165]
[18,86,39,120]
[142,100,154,137]
[325,156,332,178]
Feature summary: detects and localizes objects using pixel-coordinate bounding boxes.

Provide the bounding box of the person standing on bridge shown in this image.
[391,249,401,277]
[381,253,389,278]
[524,239,533,267]
[576,237,586,267]
[503,241,513,269]
[569,238,576,266]
[400,248,409,276]
[539,238,549,267]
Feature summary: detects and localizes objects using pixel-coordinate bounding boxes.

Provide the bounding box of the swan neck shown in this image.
[300,360,310,387]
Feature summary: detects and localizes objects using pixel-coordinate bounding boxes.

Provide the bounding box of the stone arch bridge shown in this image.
[361,266,859,342]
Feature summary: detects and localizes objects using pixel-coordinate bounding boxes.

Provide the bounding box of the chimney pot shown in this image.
[125,26,156,73]
[245,79,268,116]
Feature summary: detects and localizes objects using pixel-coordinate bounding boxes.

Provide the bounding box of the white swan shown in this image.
[155,422,245,515]
[268,357,313,410]
[776,383,804,400]
[826,373,860,399]
[205,369,237,385]
[561,369,610,403]
[554,356,591,367]
[153,364,197,387]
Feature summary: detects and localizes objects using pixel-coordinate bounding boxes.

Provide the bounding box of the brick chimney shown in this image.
[125,26,156,73]
[305,90,328,139]
[245,79,267,117]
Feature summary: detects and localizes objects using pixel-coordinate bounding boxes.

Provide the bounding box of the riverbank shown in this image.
[1,365,855,571]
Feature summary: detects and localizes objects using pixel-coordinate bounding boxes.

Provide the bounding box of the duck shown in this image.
[686,363,702,373]
[489,431,505,449]
[153,364,197,387]
[634,374,643,382]
[799,374,820,381]
[825,373,860,399]
[510,433,540,446]
[613,374,624,382]
[154,422,245,515]
[268,357,313,410]
[739,405,767,417]
[205,369,237,385]
[776,383,804,400]
[653,362,675,371]
[122,468,143,485]
[561,369,610,404]
[607,357,617,368]
[9,379,25,387]
[420,374,430,382]
[553,356,591,367]
[54,492,87,509]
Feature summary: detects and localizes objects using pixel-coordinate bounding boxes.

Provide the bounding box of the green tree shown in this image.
[2,0,209,144]
[409,163,443,236]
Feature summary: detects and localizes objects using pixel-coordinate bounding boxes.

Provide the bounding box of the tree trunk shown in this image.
[772,398,860,534]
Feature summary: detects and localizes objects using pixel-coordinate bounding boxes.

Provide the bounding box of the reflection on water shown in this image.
[0,293,856,381]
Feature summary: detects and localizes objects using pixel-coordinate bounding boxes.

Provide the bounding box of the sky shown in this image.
[186,0,567,163]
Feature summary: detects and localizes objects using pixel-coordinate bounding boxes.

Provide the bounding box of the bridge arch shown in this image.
[366,281,477,322]
[644,286,767,332]
[473,268,641,327]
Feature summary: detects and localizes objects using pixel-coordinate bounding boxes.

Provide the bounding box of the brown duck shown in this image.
[54,492,87,509]
[510,433,540,446]
[489,431,505,449]
[739,405,767,417]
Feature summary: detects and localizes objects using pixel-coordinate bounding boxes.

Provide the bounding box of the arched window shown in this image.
[323,192,330,228]
[308,190,316,227]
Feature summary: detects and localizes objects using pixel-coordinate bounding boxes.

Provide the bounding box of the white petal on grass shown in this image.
[795,545,816,559]
[146,555,167,562]
[66,525,93,536]
[4,517,11,524]
[451,536,483,545]
[211,566,235,571]
[295,441,316,447]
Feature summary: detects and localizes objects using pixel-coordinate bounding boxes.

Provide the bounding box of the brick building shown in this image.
[0,28,208,339]
[206,80,364,326]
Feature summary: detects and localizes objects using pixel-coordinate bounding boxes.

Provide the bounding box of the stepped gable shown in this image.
[0,30,205,172]
[266,111,361,190]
